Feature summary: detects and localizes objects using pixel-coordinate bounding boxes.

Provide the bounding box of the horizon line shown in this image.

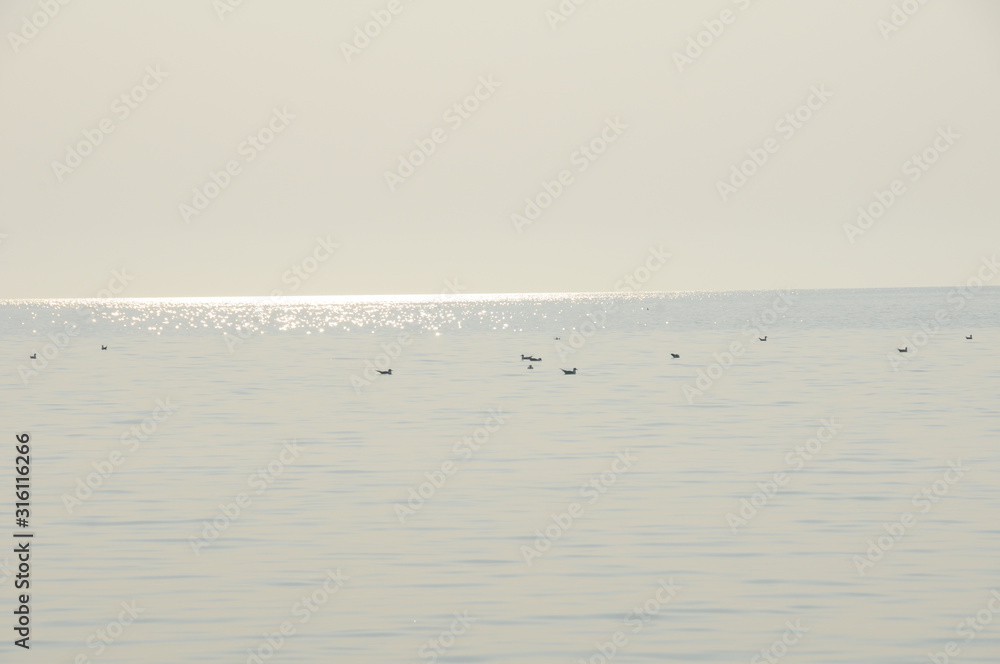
[2,284,997,302]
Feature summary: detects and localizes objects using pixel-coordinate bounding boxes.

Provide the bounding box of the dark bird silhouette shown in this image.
[561,368,577,375]
[527,365,533,370]
[966,335,973,340]
[671,353,680,359]
[377,369,392,375]
[898,347,908,353]
[521,354,532,361]
[554,337,560,340]
[759,336,767,341]
[101,345,107,350]
[29,353,36,359]
[527,356,541,362]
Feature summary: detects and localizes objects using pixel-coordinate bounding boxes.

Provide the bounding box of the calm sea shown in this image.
[2,288,998,663]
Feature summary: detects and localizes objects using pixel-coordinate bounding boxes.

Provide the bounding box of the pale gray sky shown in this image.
[1,0,998,297]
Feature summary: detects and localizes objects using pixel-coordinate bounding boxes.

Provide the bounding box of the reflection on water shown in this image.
[2,289,998,662]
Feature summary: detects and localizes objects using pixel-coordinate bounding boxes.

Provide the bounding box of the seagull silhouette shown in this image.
[759,336,767,341]
[897,347,908,353]
[671,353,680,359]
[561,368,577,375]
[29,353,36,359]
[966,335,973,340]
[377,369,392,375]
[101,345,107,350]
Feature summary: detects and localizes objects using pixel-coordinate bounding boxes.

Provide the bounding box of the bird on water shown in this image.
[377,369,392,375]
[561,368,577,375]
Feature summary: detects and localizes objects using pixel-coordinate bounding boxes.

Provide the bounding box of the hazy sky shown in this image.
[1,0,998,297]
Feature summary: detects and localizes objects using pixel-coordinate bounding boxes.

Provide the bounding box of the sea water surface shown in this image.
[1,288,999,663]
